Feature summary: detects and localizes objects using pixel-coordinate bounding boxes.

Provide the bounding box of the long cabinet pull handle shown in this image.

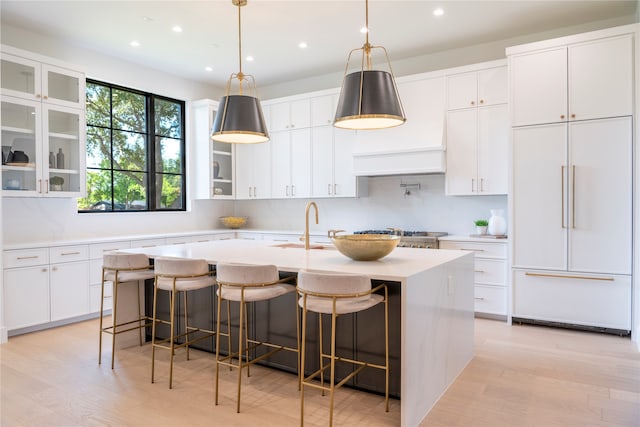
[480,178,484,192]
[471,178,475,192]
[327,183,331,195]
[61,251,81,256]
[474,270,485,273]
[572,165,576,229]
[45,179,49,194]
[17,256,39,260]
[525,272,614,282]
[461,248,484,252]
[474,297,485,301]
[561,166,566,229]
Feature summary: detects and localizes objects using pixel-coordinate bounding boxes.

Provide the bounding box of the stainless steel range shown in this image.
[353,229,448,249]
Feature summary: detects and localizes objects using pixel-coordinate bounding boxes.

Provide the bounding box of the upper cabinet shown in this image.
[1,45,86,197]
[265,98,311,132]
[191,99,234,199]
[447,66,507,110]
[235,142,271,200]
[270,129,312,199]
[509,33,633,127]
[445,62,508,196]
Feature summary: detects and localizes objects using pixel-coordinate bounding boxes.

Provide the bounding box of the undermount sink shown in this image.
[271,242,328,249]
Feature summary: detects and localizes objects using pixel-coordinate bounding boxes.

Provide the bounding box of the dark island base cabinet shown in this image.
[145,276,401,398]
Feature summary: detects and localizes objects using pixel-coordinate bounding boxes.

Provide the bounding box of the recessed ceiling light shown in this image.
[360,26,369,34]
[246,56,254,62]
[298,42,308,49]
[205,66,213,72]
[172,25,183,33]
[433,8,444,17]
[143,16,154,22]
[130,41,140,47]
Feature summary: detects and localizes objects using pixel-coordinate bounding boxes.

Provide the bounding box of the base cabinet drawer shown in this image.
[513,270,631,330]
[474,285,507,315]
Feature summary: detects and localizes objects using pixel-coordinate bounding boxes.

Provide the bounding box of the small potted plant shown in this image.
[474,219,489,235]
[50,176,64,191]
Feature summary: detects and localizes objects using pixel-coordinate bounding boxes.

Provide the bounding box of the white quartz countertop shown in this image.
[439,234,509,243]
[122,238,472,281]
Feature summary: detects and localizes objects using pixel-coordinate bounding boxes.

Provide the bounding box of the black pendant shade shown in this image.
[211,95,269,144]
[334,70,406,130]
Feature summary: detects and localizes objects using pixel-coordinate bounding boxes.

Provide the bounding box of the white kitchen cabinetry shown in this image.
[270,129,311,198]
[235,142,271,199]
[3,248,50,330]
[509,34,633,127]
[1,46,86,197]
[49,245,89,321]
[447,66,507,110]
[446,104,508,195]
[310,93,337,127]
[352,74,446,175]
[440,238,508,317]
[191,99,234,199]
[513,117,632,275]
[445,63,508,196]
[311,125,360,197]
[266,98,311,132]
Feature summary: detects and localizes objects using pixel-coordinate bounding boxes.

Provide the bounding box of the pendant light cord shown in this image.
[364,0,372,70]
[237,1,243,77]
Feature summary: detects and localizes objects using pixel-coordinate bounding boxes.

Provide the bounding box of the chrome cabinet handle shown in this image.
[474,297,485,301]
[561,166,566,228]
[328,184,331,195]
[292,184,296,196]
[471,178,475,192]
[480,178,484,192]
[17,256,39,260]
[286,185,289,196]
[572,165,576,229]
[525,272,614,281]
[61,251,81,256]
[334,184,338,195]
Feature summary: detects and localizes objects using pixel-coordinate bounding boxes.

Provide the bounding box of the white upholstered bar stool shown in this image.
[151,257,217,389]
[297,269,389,427]
[214,263,299,413]
[99,252,155,369]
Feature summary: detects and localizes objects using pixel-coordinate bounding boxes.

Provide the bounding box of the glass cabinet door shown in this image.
[43,64,85,108]
[44,105,85,195]
[0,54,41,100]
[1,97,41,194]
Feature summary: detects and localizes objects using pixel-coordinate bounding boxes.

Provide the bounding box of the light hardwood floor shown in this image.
[1,318,639,426]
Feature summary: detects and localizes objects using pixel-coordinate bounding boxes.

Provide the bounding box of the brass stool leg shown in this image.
[110,276,119,370]
[98,269,106,365]
[137,279,143,346]
[245,302,250,378]
[300,295,308,427]
[185,292,190,361]
[215,285,222,405]
[384,287,390,412]
[295,292,301,391]
[226,299,232,371]
[236,291,245,413]
[168,284,176,389]
[151,276,159,384]
[328,308,337,427]
[319,313,324,395]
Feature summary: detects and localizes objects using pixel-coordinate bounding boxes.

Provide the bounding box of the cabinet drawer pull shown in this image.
[561,166,566,229]
[61,251,81,256]
[102,248,119,252]
[474,270,485,273]
[524,272,614,281]
[17,255,39,260]
[572,165,576,229]
[474,297,485,301]
[461,248,484,252]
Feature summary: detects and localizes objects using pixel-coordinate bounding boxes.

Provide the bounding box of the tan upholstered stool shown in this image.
[99,252,155,369]
[151,257,216,389]
[297,269,389,426]
[214,263,299,413]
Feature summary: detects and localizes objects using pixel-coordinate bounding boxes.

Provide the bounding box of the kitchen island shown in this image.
[122,238,475,427]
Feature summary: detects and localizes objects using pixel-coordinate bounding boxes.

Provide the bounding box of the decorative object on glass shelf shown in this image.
[2,146,12,164]
[474,219,489,235]
[334,0,405,130]
[50,176,64,191]
[214,187,223,195]
[210,0,269,144]
[49,151,56,168]
[10,150,29,164]
[220,216,248,229]
[488,209,507,236]
[5,179,20,190]
[213,160,220,178]
[56,148,65,169]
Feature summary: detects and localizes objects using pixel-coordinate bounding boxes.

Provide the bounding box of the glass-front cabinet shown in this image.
[1,45,86,197]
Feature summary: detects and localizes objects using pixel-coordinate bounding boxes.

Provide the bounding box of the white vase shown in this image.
[488,209,507,236]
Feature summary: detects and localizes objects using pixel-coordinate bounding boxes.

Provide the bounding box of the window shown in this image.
[78,80,186,212]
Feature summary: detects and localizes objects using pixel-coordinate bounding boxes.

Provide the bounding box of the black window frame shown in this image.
[79,79,187,213]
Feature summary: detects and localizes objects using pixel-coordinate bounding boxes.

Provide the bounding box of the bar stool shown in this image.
[214,263,299,413]
[151,257,217,389]
[99,252,155,369]
[297,269,389,427]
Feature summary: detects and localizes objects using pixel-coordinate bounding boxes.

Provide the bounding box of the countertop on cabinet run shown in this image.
[122,238,475,427]
[439,234,509,242]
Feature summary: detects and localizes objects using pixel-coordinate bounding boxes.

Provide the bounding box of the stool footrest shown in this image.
[101,316,153,336]
[151,327,216,351]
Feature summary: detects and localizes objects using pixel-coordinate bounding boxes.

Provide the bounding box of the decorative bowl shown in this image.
[220,216,248,229]
[328,230,400,261]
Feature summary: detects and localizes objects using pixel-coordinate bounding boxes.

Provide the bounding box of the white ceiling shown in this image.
[1,1,638,88]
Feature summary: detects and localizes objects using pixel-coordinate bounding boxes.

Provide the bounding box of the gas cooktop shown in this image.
[353,230,448,248]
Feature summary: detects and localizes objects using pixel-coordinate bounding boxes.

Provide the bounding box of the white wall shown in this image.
[234,174,507,237]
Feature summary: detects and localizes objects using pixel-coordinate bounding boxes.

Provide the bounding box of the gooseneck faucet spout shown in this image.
[304,201,319,250]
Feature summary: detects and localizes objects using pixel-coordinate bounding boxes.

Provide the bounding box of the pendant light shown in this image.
[334,0,406,130]
[211,0,269,143]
